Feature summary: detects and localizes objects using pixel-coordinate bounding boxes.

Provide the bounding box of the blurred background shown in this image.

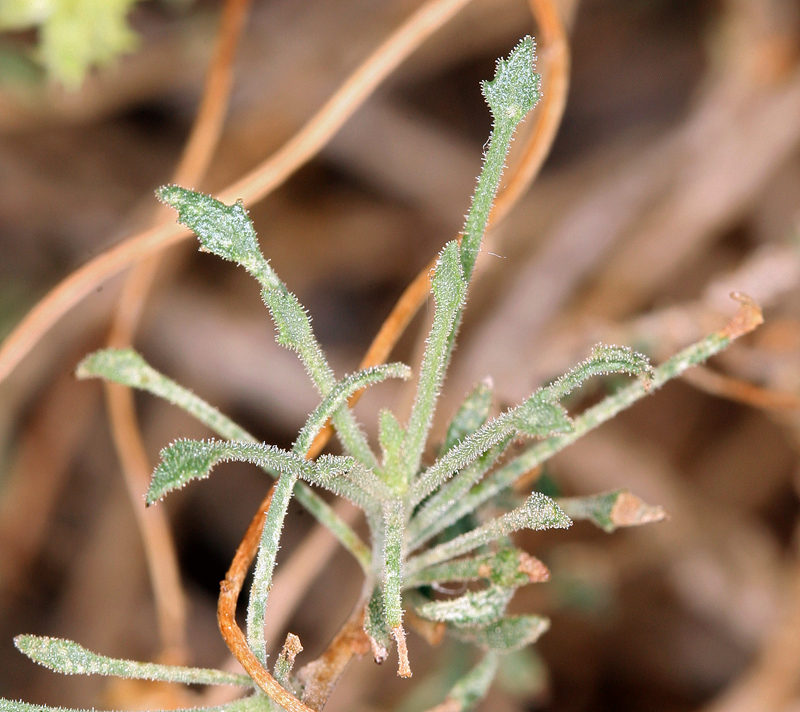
[1,0,800,710]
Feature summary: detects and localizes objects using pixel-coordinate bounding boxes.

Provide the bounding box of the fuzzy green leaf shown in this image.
[157,187,332,387]
[411,395,571,508]
[13,635,252,687]
[364,586,391,664]
[77,347,370,570]
[460,37,539,281]
[382,499,406,630]
[407,493,570,577]
[441,379,493,455]
[402,240,467,483]
[415,586,514,627]
[407,548,549,588]
[436,653,499,712]
[157,187,266,276]
[558,489,666,533]
[451,615,550,653]
[146,439,352,505]
[543,344,653,402]
[378,409,405,492]
[481,36,540,126]
[77,348,253,442]
[294,362,410,455]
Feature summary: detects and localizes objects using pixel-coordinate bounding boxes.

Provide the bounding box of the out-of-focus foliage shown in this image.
[0,0,140,87]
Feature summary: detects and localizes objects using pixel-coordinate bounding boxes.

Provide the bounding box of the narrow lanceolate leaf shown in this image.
[461,36,539,282]
[247,469,297,667]
[415,586,514,627]
[411,396,572,507]
[78,348,370,570]
[406,493,570,577]
[364,586,391,664]
[0,697,262,712]
[378,409,405,493]
[408,439,511,549]
[77,348,252,442]
[146,439,353,504]
[441,379,494,456]
[450,615,550,653]
[403,240,467,483]
[558,490,666,533]
[407,549,549,588]
[435,653,499,712]
[13,635,252,687]
[541,344,653,403]
[294,362,410,456]
[417,302,763,539]
[382,499,406,630]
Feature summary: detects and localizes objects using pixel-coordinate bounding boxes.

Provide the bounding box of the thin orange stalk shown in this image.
[104,0,253,662]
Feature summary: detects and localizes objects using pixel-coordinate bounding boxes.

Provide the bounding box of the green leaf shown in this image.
[77,348,371,571]
[294,362,410,456]
[411,394,571,508]
[146,439,352,505]
[481,36,540,126]
[436,653,499,712]
[450,615,550,653]
[363,585,391,664]
[382,499,406,630]
[507,397,574,438]
[441,379,493,456]
[558,489,666,533]
[406,493,570,577]
[378,409,405,492]
[461,37,539,281]
[402,240,467,483]
[542,344,653,402]
[415,586,514,627]
[407,548,549,588]
[13,635,252,687]
[77,348,254,442]
[157,187,266,276]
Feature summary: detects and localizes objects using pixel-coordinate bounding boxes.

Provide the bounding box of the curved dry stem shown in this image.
[0,0,475,385]
[681,365,800,411]
[104,384,188,663]
[217,486,315,712]
[104,0,254,662]
[296,605,371,711]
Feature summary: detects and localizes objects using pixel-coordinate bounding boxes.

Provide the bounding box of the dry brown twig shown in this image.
[103,0,254,665]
